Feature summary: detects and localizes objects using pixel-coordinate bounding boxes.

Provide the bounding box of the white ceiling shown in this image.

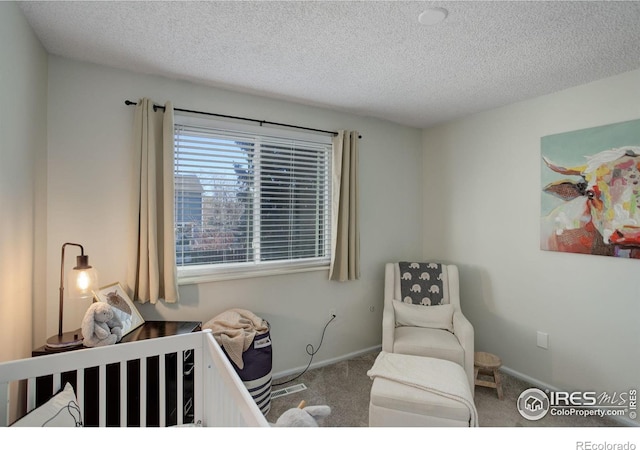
[18,0,640,129]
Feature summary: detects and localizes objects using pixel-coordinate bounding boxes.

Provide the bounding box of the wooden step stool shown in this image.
[474,351,503,400]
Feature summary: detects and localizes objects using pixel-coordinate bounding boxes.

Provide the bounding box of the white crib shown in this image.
[0,330,269,427]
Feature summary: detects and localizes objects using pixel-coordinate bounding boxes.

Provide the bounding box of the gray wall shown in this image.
[423,69,640,425]
[0,2,47,363]
[44,56,424,374]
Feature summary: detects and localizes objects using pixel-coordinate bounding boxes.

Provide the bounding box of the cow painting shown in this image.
[541,146,640,258]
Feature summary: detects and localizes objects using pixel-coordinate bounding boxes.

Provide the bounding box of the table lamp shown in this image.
[46,242,98,349]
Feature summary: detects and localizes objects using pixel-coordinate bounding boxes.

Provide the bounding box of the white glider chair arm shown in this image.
[453,309,475,393]
[382,263,396,353]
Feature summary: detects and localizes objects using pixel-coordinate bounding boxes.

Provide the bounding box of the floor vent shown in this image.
[271,383,308,399]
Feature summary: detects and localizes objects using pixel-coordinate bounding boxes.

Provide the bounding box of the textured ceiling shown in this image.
[18,1,640,128]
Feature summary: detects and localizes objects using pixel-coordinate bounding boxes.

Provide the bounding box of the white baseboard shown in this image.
[502,365,639,428]
[272,345,381,381]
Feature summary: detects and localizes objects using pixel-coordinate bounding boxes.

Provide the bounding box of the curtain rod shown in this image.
[124,100,361,139]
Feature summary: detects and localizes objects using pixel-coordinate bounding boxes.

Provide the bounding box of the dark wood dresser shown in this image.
[32,321,201,426]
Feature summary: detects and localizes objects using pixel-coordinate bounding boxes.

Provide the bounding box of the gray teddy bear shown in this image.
[272,400,331,427]
[81,302,123,347]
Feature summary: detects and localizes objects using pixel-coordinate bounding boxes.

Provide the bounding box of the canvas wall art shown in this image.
[540,118,640,259]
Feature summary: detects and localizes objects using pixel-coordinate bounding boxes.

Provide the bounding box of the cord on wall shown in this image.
[272,314,336,387]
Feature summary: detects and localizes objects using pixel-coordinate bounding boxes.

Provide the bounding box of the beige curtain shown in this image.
[126,98,179,304]
[329,130,360,281]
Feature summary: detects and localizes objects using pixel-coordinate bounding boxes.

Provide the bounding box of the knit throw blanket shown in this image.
[367,352,478,427]
[398,261,449,305]
[203,308,269,369]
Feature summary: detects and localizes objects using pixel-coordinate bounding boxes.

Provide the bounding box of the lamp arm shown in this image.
[58,243,85,337]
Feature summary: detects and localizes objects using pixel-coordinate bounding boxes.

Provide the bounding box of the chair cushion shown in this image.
[392,300,453,332]
[392,327,464,367]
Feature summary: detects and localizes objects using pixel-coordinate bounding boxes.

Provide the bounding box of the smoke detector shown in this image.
[418,7,448,26]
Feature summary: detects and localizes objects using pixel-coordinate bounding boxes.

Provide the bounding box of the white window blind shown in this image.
[174,120,332,280]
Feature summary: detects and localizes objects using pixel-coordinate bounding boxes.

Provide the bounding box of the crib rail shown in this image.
[0,330,269,427]
[202,332,269,426]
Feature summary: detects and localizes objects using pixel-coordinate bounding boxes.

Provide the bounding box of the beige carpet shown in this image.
[265,350,623,427]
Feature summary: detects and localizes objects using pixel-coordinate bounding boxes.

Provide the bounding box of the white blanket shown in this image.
[203,308,268,369]
[367,352,478,427]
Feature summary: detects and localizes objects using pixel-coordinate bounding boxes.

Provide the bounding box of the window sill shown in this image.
[177,262,330,285]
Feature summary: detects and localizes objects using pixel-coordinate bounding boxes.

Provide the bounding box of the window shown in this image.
[174,116,332,281]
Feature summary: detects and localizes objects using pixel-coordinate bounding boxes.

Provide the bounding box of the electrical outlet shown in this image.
[329,308,337,318]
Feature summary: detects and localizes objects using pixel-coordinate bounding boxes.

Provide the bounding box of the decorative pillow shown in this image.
[392,300,454,332]
[11,382,82,427]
